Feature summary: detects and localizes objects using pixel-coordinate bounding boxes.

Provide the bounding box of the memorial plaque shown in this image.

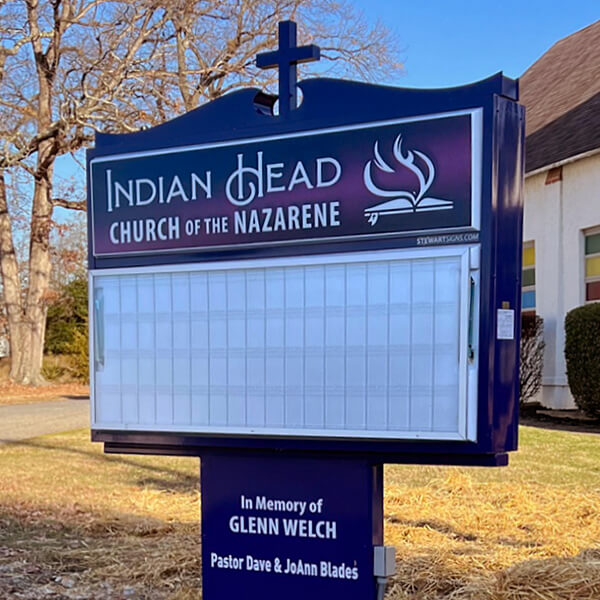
[201,455,382,600]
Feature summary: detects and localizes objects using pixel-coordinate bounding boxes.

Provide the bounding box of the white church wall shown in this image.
[523,152,600,409]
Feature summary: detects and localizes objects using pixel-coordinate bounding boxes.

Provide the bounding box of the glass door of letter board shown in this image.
[90,245,479,442]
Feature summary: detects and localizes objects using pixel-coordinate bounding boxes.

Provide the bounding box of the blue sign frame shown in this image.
[88,73,524,467]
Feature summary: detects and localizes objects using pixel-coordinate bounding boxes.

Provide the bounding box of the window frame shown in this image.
[522,240,536,313]
[584,226,600,304]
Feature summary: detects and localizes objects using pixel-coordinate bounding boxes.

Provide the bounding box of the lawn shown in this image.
[0,426,599,599]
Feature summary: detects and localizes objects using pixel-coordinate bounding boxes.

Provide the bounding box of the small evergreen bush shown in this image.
[65,326,89,382]
[565,303,600,417]
[45,277,87,354]
[519,313,545,406]
[45,276,89,382]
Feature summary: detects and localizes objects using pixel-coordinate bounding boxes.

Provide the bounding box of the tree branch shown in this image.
[52,197,86,211]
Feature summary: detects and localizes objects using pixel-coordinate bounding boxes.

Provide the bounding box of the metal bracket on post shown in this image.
[374,546,396,600]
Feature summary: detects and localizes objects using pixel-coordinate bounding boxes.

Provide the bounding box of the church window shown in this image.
[585,228,600,302]
[522,241,536,313]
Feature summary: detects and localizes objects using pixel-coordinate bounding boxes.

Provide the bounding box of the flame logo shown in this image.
[363,134,453,225]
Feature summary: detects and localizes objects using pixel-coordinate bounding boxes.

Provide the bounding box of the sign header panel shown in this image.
[90,110,481,256]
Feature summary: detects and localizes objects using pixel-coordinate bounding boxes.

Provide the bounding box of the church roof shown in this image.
[519,20,600,173]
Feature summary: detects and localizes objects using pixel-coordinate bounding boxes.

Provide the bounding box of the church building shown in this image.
[520,20,600,408]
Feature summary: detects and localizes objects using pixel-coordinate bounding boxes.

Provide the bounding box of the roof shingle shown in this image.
[519,20,600,172]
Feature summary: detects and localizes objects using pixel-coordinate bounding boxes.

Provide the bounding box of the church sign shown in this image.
[87,20,524,600]
[89,110,480,256]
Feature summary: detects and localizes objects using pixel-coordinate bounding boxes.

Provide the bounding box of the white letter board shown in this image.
[90,246,479,441]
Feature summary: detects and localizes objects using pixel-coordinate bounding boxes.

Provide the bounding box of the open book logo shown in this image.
[363,134,453,225]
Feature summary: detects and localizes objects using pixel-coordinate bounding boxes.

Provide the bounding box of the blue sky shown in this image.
[56,4,598,187]
[354,0,598,88]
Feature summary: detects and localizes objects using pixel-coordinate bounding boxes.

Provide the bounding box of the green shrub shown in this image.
[520,313,544,406]
[41,357,68,381]
[45,277,87,355]
[42,347,88,383]
[64,326,89,382]
[565,303,600,417]
[45,276,89,383]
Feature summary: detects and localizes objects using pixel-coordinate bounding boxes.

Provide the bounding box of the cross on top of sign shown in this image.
[256,20,320,118]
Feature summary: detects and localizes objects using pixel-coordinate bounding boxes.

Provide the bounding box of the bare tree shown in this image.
[50,212,87,290]
[0,0,403,384]
[520,313,545,406]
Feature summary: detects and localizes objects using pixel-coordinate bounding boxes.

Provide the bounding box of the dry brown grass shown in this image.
[0,426,599,599]
[0,431,200,599]
[384,470,600,599]
[0,382,89,406]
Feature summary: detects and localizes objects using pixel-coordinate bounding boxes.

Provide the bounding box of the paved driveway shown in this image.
[0,398,90,443]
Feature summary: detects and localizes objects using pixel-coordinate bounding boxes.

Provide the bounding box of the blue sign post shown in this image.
[87,20,524,599]
[201,454,382,599]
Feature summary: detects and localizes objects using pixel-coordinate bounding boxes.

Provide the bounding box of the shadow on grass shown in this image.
[388,516,544,549]
[5,438,199,493]
[520,416,600,435]
[136,474,199,493]
[387,515,479,542]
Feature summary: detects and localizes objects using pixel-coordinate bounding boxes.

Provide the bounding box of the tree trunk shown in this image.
[19,141,55,385]
[0,157,55,385]
[10,0,58,386]
[8,320,32,383]
[0,173,28,381]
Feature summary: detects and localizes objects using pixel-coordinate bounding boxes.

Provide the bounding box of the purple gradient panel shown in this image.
[90,114,474,256]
